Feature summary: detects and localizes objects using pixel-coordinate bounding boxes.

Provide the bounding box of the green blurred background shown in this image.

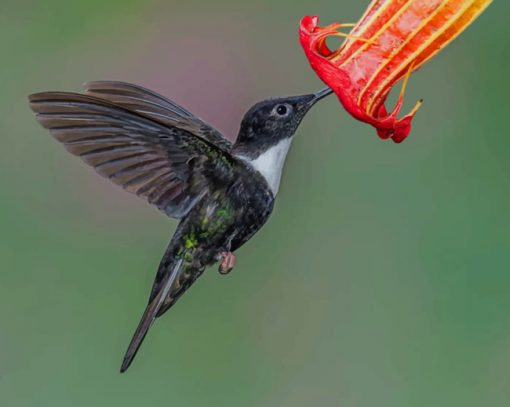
[1,0,509,405]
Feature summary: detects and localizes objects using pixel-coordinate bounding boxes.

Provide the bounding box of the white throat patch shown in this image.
[237,138,293,195]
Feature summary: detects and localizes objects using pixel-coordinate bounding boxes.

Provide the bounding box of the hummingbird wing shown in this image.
[84,81,233,152]
[29,90,236,219]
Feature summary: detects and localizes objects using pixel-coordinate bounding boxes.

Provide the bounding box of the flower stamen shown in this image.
[398,62,423,118]
[399,61,415,101]
[329,32,375,45]
[408,99,424,117]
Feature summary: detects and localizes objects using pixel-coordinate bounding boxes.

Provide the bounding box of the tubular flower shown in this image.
[300,0,493,143]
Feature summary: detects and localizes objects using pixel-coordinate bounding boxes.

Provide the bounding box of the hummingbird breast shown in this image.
[182,170,276,261]
[153,168,275,316]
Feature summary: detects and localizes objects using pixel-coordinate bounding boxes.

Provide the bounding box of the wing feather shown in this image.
[29,90,234,219]
[84,81,233,152]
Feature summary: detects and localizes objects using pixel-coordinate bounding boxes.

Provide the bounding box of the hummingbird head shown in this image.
[233,88,332,157]
[233,88,332,195]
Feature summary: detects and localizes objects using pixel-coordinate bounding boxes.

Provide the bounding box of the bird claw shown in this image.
[218,252,236,275]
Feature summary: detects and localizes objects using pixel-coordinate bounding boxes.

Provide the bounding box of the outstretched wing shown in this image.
[29,91,235,219]
[84,81,233,152]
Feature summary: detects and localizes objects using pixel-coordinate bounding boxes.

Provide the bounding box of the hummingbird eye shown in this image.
[274,104,291,117]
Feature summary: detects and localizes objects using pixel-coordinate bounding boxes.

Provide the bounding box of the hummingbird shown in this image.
[28,81,332,372]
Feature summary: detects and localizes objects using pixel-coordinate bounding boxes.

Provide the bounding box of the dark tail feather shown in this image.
[120,258,183,373]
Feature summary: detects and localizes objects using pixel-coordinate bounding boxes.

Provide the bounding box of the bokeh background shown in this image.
[1,0,509,406]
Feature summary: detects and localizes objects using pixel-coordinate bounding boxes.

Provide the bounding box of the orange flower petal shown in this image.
[300,0,493,142]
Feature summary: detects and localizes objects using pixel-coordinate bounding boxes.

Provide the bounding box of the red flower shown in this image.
[300,0,493,143]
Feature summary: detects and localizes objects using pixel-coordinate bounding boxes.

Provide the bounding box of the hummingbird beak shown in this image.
[302,87,333,110]
[312,87,334,103]
[289,87,334,113]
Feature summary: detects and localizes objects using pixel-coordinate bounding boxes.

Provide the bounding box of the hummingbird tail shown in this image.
[120,257,183,373]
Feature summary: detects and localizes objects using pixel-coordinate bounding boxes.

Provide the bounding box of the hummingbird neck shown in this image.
[235,137,293,196]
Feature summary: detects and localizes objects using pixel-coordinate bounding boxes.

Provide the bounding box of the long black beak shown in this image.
[313,87,334,102]
[294,87,334,111]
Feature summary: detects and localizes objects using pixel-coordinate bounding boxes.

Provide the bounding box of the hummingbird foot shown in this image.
[218,252,236,275]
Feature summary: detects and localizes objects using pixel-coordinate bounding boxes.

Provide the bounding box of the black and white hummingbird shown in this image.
[28,81,332,372]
